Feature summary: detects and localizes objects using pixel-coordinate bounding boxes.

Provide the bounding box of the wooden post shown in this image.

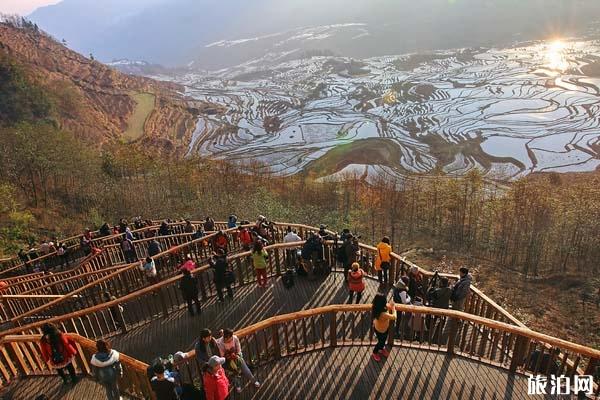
[274,249,281,275]
[510,336,528,373]
[583,358,597,376]
[387,321,395,348]
[330,311,337,348]
[158,287,170,319]
[446,317,458,356]
[1,297,14,320]
[271,326,281,360]
[197,273,208,301]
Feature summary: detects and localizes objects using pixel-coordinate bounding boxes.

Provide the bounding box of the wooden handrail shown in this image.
[171,304,599,398]
[3,222,324,323]
[17,264,129,296]
[1,295,81,299]
[0,220,183,277]
[2,224,525,340]
[233,304,600,359]
[0,239,305,335]
[0,333,152,398]
[4,227,239,325]
[0,334,150,370]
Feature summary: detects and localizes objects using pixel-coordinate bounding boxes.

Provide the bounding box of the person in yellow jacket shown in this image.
[375,237,392,285]
[371,294,396,362]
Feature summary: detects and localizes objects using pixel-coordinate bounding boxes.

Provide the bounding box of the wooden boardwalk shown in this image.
[112,272,385,362]
[1,273,585,399]
[241,346,568,400]
[0,376,135,400]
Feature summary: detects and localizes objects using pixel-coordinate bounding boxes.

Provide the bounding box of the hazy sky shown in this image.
[0,0,61,16]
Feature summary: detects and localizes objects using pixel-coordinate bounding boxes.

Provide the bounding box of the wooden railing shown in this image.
[0,219,281,278]
[176,305,600,398]
[2,223,328,325]
[1,309,597,398]
[0,220,202,278]
[3,231,229,326]
[1,306,597,398]
[0,333,153,399]
[1,228,224,299]
[1,241,524,347]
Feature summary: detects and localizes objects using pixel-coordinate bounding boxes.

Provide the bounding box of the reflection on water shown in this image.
[175,37,600,180]
[545,40,569,73]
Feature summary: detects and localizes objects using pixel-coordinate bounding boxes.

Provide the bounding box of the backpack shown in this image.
[282,270,295,289]
[96,360,121,384]
[51,344,65,364]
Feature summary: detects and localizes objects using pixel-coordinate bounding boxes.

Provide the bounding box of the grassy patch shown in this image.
[303,138,405,177]
[124,92,155,142]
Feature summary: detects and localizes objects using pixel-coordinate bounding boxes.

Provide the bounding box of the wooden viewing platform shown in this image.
[0,222,598,399]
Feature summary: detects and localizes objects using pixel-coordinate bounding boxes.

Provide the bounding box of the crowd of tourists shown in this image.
[28,214,483,399]
[35,321,260,400]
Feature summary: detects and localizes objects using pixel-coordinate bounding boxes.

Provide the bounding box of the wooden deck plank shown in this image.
[233,346,565,400]
[0,376,135,400]
[111,272,385,362]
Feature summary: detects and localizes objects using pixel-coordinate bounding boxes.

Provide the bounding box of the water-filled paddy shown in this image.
[176,38,600,180]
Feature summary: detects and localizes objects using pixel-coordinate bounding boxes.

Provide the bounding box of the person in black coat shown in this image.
[158,221,171,237]
[429,277,452,309]
[209,249,233,302]
[179,269,201,316]
[194,329,220,368]
[148,238,161,257]
[99,222,112,237]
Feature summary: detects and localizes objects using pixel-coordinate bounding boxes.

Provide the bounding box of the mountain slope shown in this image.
[0,20,209,153]
[28,0,600,68]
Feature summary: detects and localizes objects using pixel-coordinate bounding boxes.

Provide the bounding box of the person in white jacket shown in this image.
[283,227,302,268]
[90,339,123,400]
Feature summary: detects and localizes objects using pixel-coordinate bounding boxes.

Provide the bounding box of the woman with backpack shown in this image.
[371,294,396,362]
[375,236,392,286]
[348,262,366,304]
[251,241,269,287]
[40,323,79,385]
[90,339,122,400]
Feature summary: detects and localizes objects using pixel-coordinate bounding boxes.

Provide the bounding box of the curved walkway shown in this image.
[112,272,381,362]
[0,377,135,400]
[244,346,549,400]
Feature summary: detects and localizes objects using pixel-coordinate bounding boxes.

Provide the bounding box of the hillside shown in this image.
[28,0,600,68]
[0,20,221,154]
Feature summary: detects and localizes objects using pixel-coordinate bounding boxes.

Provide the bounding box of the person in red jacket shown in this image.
[203,355,230,400]
[40,323,79,385]
[348,262,366,304]
[212,231,229,254]
[238,226,253,251]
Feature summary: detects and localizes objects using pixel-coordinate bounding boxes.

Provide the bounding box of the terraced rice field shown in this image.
[173,38,600,180]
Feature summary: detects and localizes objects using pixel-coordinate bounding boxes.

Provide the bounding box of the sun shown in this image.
[545,40,569,72]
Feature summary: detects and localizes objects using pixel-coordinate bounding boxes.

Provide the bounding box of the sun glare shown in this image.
[545,40,569,72]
